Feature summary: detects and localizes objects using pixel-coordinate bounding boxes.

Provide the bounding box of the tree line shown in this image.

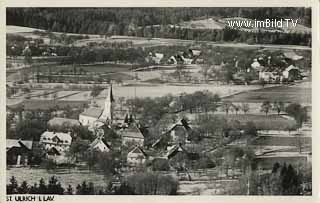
[7,173,178,195]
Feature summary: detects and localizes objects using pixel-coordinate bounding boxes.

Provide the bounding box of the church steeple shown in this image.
[99,83,114,123]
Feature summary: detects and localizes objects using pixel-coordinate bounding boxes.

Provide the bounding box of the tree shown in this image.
[285,103,308,128]
[241,103,250,114]
[66,185,73,195]
[272,101,285,115]
[7,176,18,194]
[118,96,125,111]
[18,181,30,194]
[222,101,233,115]
[234,104,241,115]
[243,122,258,138]
[90,85,104,99]
[260,101,272,116]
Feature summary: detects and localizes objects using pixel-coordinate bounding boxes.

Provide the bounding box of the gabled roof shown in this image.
[47,147,61,156]
[80,107,103,118]
[284,65,299,72]
[48,117,80,127]
[283,51,303,61]
[166,144,188,158]
[6,139,33,151]
[122,125,144,139]
[88,137,110,151]
[128,146,147,157]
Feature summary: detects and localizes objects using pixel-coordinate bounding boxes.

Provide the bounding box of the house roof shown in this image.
[166,144,188,158]
[283,51,303,61]
[48,117,80,127]
[189,49,201,56]
[128,146,147,157]
[285,65,299,72]
[40,131,72,144]
[80,107,103,118]
[6,139,33,151]
[122,125,144,139]
[88,137,110,150]
[47,147,61,156]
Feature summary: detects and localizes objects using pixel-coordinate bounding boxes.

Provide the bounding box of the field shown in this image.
[38,63,136,74]
[223,82,311,104]
[8,99,89,110]
[178,18,225,30]
[7,167,108,189]
[213,114,297,131]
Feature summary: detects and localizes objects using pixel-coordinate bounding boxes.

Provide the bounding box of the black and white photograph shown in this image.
[5,6,313,197]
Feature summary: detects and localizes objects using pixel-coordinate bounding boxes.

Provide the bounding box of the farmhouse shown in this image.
[127,146,147,166]
[121,124,144,146]
[79,85,114,128]
[6,139,33,166]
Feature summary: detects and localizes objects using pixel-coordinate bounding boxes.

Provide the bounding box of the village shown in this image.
[6,8,312,196]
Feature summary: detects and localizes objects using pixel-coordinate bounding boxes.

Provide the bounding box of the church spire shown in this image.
[99,83,114,123]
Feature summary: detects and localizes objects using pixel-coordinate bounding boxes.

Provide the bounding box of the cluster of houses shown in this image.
[250,51,304,82]
[146,48,203,65]
[6,85,200,169]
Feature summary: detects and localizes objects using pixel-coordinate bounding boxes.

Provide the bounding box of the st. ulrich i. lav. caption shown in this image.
[7,195,55,202]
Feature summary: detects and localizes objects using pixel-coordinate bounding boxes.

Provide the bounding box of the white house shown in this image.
[127,146,147,166]
[39,131,72,164]
[40,131,72,152]
[251,59,260,69]
[79,84,114,128]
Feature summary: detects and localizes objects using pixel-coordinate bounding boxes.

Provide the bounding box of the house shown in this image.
[147,52,164,64]
[7,139,33,166]
[48,117,80,130]
[40,131,72,152]
[177,55,193,65]
[152,119,192,149]
[282,65,300,81]
[127,146,147,166]
[189,49,201,57]
[166,144,200,170]
[39,131,72,163]
[121,124,144,146]
[79,84,114,128]
[88,137,110,152]
[169,56,178,65]
[259,71,280,82]
[251,59,261,69]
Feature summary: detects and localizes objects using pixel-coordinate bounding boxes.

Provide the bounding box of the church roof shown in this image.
[80,107,103,118]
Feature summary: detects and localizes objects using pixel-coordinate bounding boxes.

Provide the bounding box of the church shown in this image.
[79,84,115,129]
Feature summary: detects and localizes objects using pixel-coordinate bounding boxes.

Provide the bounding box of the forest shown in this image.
[6,8,312,46]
